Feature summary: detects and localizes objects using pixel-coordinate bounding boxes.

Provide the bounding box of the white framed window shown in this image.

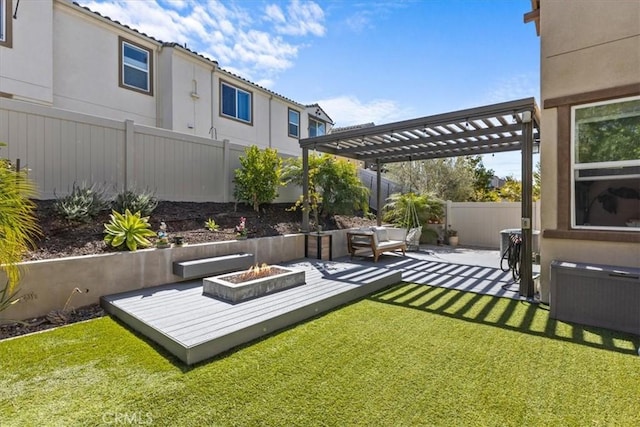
[119,37,153,95]
[0,0,12,48]
[220,81,252,124]
[571,96,640,231]
[309,117,325,137]
[288,108,300,138]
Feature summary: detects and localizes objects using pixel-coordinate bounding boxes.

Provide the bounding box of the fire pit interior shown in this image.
[203,263,306,303]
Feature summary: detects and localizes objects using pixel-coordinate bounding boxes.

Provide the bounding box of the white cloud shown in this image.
[485,73,540,104]
[265,4,286,24]
[315,96,414,127]
[80,0,324,80]
[344,12,371,33]
[265,0,326,36]
[163,0,189,11]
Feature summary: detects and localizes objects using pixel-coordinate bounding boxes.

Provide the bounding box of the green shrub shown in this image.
[233,145,283,212]
[54,183,109,222]
[113,189,158,217]
[103,209,156,251]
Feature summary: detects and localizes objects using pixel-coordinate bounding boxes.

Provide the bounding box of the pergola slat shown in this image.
[298,97,540,299]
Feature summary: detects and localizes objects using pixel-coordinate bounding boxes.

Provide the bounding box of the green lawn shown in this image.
[1,283,638,426]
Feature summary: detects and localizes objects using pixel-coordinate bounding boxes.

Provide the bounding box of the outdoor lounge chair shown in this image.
[347,226,407,262]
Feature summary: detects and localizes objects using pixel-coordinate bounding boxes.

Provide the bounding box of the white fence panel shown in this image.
[447,201,541,249]
[0,98,301,203]
[0,99,126,199]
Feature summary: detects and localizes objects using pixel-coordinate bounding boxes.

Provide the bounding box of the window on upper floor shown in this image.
[288,108,300,138]
[221,81,252,124]
[571,96,640,231]
[309,117,325,137]
[0,0,12,48]
[119,36,153,95]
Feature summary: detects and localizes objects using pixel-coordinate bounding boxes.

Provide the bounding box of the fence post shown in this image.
[124,120,135,192]
[445,200,453,231]
[223,139,230,203]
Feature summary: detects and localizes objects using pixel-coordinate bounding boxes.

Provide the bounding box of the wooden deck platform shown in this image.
[101,259,402,365]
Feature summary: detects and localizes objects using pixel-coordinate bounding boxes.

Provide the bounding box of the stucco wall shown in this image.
[1,230,353,321]
[0,0,53,103]
[212,71,302,158]
[161,47,216,136]
[52,1,159,126]
[541,1,640,98]
[538,0,640,304]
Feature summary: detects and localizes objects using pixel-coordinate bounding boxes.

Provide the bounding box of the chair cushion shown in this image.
[371,226,388,243]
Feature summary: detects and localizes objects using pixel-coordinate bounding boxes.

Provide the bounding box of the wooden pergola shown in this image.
[299,97,541,298]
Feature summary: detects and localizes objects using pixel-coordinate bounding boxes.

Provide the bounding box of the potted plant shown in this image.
[446,227,459,247]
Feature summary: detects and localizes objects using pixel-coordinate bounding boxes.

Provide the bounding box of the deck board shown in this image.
[102,251,525,365]
[101,259,402,365]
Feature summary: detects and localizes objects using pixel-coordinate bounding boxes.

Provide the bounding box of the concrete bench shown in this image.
[173,253,255,279]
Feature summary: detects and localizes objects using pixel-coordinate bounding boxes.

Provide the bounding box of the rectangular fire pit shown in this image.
[203,266,305,303]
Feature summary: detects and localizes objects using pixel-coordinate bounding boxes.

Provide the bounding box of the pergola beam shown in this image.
[299,97,540,299]
[300,98,537,149]
[336,123,523,155]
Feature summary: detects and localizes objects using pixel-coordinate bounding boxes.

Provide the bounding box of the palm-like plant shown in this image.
[0,152,41,314]
[282,153,369,229]
[382,192,444,228]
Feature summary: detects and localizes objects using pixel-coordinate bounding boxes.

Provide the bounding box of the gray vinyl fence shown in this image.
[0,98,298,202]
[445,201,542,249]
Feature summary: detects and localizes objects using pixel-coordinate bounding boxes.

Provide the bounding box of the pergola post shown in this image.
[520,111,535,298]
[297,98,540,289]
[302,147,310,233]
[376,159,382,226]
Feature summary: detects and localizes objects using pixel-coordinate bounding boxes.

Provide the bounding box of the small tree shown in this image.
[315,156,369,216]
[499,177,522,202]
[0,145,41,315]
[282,153,369,227]
[233,145,283,212]
[282,153,323,227]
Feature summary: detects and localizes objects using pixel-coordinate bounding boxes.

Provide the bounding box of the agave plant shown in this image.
[113,189,158,217]
[103,209,156,251]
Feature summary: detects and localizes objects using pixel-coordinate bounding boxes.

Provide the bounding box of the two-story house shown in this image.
[0,0,332,168]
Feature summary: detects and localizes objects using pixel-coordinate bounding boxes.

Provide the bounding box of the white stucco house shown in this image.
[0,0,333,159]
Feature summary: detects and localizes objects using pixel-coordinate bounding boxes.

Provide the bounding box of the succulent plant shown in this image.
[103,209,156,251]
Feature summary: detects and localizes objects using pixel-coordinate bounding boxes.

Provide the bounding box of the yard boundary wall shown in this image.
[445,201,541,249]
[0,98,299,202]
[1,230,353,321]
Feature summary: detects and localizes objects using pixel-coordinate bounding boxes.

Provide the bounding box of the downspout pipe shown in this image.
[268,95,273,148]
[210,63,217,140]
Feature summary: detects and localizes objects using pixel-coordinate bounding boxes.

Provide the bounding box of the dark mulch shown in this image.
[0,303,105,341]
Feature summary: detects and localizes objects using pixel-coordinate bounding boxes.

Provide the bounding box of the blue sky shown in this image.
[81,0,540,179]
